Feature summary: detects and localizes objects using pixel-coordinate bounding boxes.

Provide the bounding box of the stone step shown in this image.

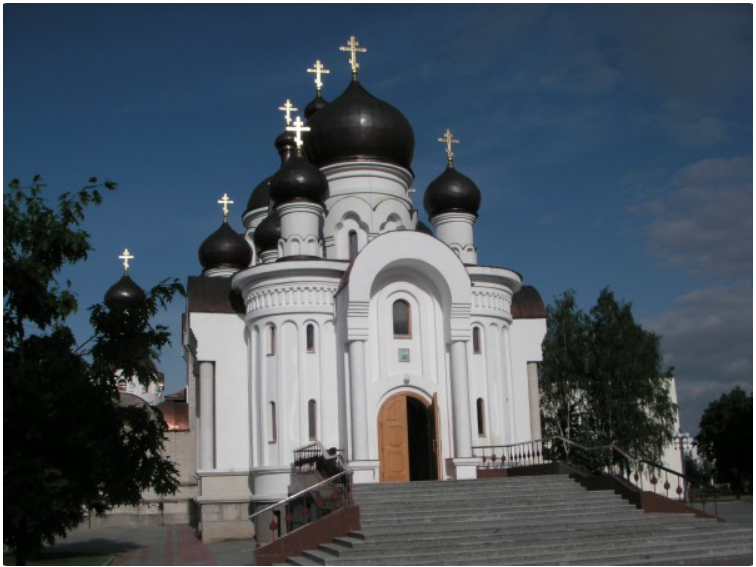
[343,522,746,554]
[326,527,751,560]
[354,488,616,505]
[324,537,754,566]
[358,499,633,520]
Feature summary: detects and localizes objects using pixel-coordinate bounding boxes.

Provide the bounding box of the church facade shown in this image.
[184,37,547,542]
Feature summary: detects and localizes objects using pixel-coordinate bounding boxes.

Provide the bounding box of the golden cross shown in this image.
[339,35,367,77]
[307,60,330,94]
[217,193,234,220]
[119,248,134,274]
[278,99,298,126]
[438,128,460,166]
[286,116,311,149]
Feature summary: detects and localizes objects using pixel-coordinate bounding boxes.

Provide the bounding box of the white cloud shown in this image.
[644,157,752,279]
[644,284,753,431]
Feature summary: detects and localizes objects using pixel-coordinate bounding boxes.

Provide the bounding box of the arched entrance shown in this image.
[378,393,440,483]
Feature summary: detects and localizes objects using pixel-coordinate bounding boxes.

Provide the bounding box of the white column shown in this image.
[348,340,368,460]
[277,201,324,258]
[502,325,517,443]
[527,362,542,440]
[199,361,215,469]
[450,341,473,458]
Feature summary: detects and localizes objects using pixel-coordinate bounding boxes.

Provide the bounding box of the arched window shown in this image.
[348,230,358,261]
[267,325,276,356]
[476,398,486,436]
[306,324,315,353]
[269,402,277,443]
[473,327,482,354]
[393,300,411,338]
[308,400,317,441]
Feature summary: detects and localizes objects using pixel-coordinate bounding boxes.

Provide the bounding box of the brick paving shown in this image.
[42,524,256,566]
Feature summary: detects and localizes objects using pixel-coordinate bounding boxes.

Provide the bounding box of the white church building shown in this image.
[183,37,548,542]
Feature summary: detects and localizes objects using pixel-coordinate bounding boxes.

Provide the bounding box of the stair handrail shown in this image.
[472,436,719,511]
[248,469,351,521]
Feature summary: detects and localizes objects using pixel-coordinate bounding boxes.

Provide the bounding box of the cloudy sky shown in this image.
[4,4,752,434]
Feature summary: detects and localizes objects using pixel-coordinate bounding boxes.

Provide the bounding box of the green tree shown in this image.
[4,176,184,565]
[540,288,677,469]
[696,386,753,497]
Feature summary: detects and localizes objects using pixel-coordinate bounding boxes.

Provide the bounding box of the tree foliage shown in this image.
[696,386,752,496]
[4,177,184,565]
[540,288,677,468]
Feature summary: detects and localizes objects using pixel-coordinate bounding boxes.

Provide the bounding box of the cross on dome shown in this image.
[278,99,298,126]
[339,35,367,79]
[119,248,134,274]
[217,193,234,221]
[286,116,311,149]
[438,128,460,166]
[307,60,330,94]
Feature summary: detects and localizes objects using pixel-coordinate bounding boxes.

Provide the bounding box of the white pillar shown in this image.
[199,361,215,469]
[527,361,542,440]
[502,325,517,443]
[450,341,473,458]
[348,340,368,460]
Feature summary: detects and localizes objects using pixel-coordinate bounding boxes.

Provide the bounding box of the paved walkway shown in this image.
[690,499,753,527]
[42,525,256,566]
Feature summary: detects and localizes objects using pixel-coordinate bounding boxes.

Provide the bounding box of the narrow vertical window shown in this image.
[348,230,358,261]
[473,327,482,354]
[306,324,315,353]
[476,398,486,436]
[393,300,411,337]
[308,399,317,441]
[269,402,277,443]
[268,325,276,356]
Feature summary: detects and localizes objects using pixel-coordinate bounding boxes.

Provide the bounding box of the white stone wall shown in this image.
[509,317,548,443]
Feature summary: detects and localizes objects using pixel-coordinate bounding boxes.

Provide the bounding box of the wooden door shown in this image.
[378,395,410,483]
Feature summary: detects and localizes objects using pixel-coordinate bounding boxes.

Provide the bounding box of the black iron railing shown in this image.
[472,437,720,514]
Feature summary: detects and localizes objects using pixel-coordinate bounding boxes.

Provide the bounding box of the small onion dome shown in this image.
[104,274,146,308]
[245,175,272,215]
[423,165,482,219]
[305,93,329,120]
[511,285,547,319]
[253,211,281,252]
[198,222,252,272]
[416,220,434,236]
[269,151,328,205]
[305,80,414,170]
[275,131,297,166]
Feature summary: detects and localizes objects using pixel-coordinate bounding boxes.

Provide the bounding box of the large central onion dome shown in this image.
[198,222,252,273]
[423,165,482,219]
[305,80,415,169]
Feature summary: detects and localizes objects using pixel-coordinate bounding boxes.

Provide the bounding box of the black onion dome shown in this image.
[275,131,297,165]
[423,165,482,219]
[305,94,329,120]
[305,80,414,169]
[416,220,434,236]
[253,211,281,252]
[104,275,146,308]
[245,175,272,215]
[198,222,252,272]
[269,152,328,205]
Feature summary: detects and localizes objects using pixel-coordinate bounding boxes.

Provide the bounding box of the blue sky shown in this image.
[4,4,752,435]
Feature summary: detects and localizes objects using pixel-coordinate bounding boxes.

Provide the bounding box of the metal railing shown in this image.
[472,437,720,514]
[249,442,353,542]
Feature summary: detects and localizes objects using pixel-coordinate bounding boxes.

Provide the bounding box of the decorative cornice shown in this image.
[245,283,338,314]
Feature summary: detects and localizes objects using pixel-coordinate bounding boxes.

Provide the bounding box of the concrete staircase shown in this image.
[283,475,752,565]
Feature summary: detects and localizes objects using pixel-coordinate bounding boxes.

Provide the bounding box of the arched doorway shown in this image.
[378,393,439,483]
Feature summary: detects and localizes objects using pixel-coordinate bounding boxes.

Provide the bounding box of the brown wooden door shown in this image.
[378,395,410,483]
